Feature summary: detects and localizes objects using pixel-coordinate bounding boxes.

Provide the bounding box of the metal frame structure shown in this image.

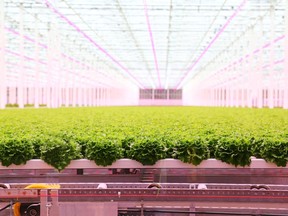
[1,159,288,215]
[0,0,287,108]
[2,183,288,216]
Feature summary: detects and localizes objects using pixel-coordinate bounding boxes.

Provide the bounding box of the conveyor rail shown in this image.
[1,188,288,203]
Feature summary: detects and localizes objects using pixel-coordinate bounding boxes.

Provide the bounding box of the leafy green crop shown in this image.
[258,138,288,167]
[86,137,123,166]
[40,137,81,171]
[0,137,34,166]
[214,136,252,167]
[175,136,209,165]
[127,137,167,165]
[0,106,287,168]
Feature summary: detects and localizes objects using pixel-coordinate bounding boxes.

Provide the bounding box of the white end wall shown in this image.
[183,79,210,106]
[108,80,139,106]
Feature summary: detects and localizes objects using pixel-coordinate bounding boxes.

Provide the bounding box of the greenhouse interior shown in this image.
[0,0,288,215]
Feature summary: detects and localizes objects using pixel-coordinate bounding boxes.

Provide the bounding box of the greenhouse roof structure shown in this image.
[1,0,286,88]
[0,0,287,108]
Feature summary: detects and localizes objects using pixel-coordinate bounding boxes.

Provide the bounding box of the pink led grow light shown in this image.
[5,49,112,87]
[208,58,285,88]
[5,27,111,79]
[5,49,47,64]
[6,27,47,48]
[143,0,161,88]
[175,0,247,89]
[44,0,144,89]
[204,34,286,82]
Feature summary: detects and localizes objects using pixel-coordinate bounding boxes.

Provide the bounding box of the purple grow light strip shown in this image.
[5,27,48,48]
[204,34,286,82]
[5,26,113,79]
[143,0,161,88]
[253,49,260,54]
[214,59,284,84]
[44,0,144,88]
[262,42,271,49]
[175,0,247,89]
[60,54,112,79]
[274,59,284,65]
[273,35,285,43]
[5,49,46,63]
[5,50,112,87]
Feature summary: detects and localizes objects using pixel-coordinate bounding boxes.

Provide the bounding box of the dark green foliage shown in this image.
[0,137,34,166]
[40,137,81,171]
[174,136,209,165]
[206,135,220,159]
[75,136,91,158]
[0,107,287,168]
[86,138,123,166]
[127,137,167,165]
[5,103,19,108]
[121,136,135,158]
[250,137,266,158]
[214,136,252,167]
[259,138,288,167]
[27,134,47,159]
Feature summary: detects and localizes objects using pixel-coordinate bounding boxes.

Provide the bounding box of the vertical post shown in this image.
[284,0,288,109]
[247,27,253,108]
[91,87,94,106]
[104,88,107,106]
[72,62,77,107]
[108,88,111,106]
[239,55,246,107]
[90,86,93,106]
[100,87,103,106]
[213,87,216,107]
[34,14,40,108]
[47,23,52,108]
[94,87,97,106]
[88,86,93,107]
[140,201,144,216]
[252,27,259,108]
[268,1,275,108]
[257,18,264,108]
[49,190,59,216]
[64,57,68,107]
[0,0,6,109]
[40,190,48,216]
[18,3,25,108]
[189,204,196,216]
[97,87,102,106]
[96,87,99,106]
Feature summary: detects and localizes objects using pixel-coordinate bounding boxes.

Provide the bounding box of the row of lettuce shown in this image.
[0,107,287,170]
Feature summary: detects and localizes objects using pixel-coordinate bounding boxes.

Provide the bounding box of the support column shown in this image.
[268,2,275,108]
[100,88,103,106]
[0,0,6,109]
[89,87,93,107]
[34,14,40,108]
[47,23,52,108]
[284,0,288,109]
[18,3,25,108]
[10,87,16,104]
[28,87,34,104]
[97,88,102,106]
[91,87,94,106]
[212,88,216,106]
[49,190,59,216]
[257,18,264,108]
[247,27,254,108]
[40,190,48,216]
[64,58,70,107]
